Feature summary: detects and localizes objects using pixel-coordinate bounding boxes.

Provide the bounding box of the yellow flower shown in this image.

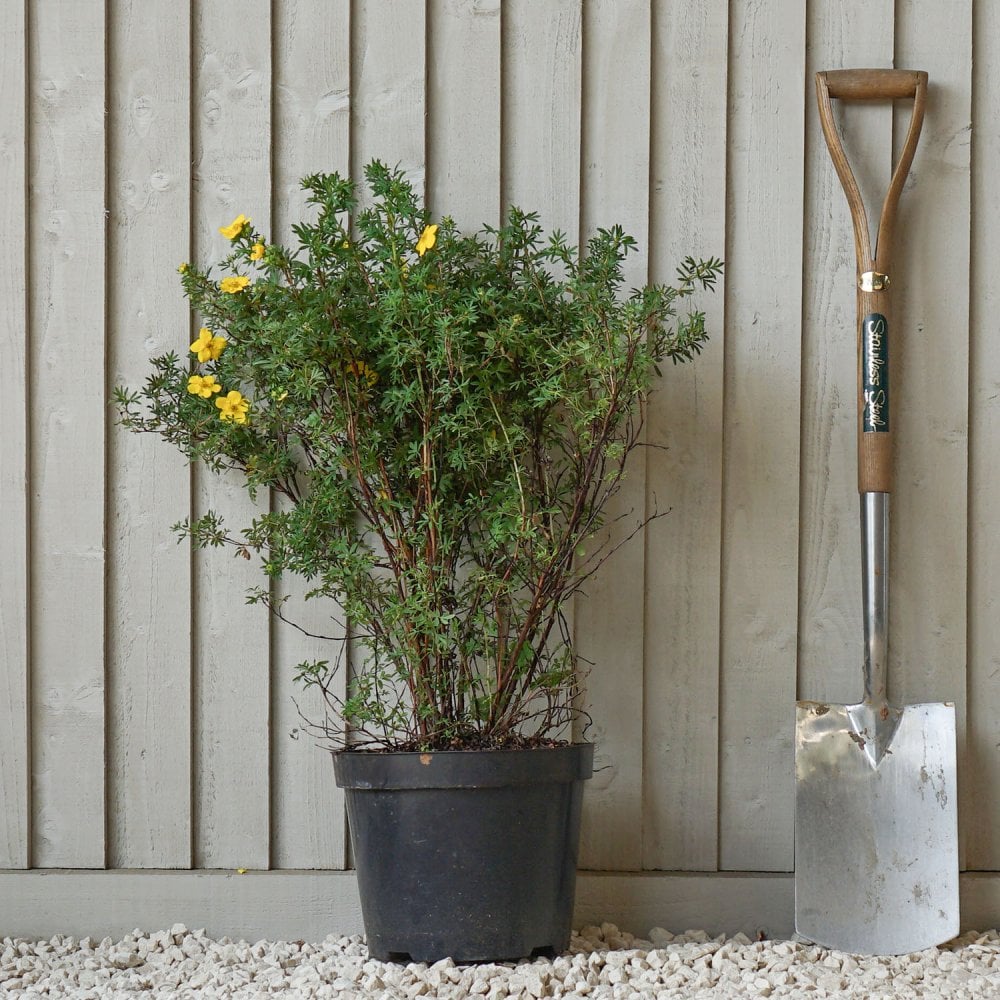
[219,214,250,240]
[346,359,378,387]
[216,390,250,424]
[415,223,439,257]
[219,275,251,294]
[341,240,350,249]
[250,243,265,261]
[178,262,189,274]
[187,373,222,398]
[190,327,227,361]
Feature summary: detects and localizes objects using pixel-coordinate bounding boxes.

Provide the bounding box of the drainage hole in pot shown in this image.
[530,945,557,960]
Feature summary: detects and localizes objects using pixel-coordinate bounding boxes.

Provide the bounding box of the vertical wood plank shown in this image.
[0,0,29,869]
[718,0,805,872]
[501,0,581,241]
[106,0,193,869]
[893,0,971,864]
[192,3,272,870]
[501,0,583,834]
[642,0,728,872]
[351,0,426,200]
[427,0,501,230]
[799,8,893,705]
[968,0,1000,871]
[29,0,108,869]
[347,0,426,762]
[502,0,581,706]
[574,0,650,872]
[271,0,350,871]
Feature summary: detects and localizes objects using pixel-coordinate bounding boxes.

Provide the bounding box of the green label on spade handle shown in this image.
[862,313,889,433]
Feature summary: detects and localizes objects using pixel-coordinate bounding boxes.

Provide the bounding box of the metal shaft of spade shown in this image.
[862,492,888,707]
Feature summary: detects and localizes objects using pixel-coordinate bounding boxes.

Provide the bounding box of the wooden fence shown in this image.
[2,0,998,935]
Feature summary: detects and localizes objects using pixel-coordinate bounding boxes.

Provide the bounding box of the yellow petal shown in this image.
[250,243,265,261]
[219,275,250,294]
[415,223,439,257]
[216,390,249,424]
[219,214,250,240]
[190,328,212,355]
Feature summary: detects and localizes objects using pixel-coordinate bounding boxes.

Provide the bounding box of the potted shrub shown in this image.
[116,161,721,962]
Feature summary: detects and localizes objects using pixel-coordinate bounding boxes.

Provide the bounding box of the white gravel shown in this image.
[3,922,1000,998]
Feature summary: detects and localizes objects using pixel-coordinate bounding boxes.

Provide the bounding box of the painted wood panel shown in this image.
[346,0,426,774]
[4,0,999,889]
[427,0,501,231]
[574,0,651,873]
[642,0,728,872]
[270,0,351,871]
[6,868,1000,942]
[967,0,1000,871]
[798,5,894,714]
[0,0,29,870]
[106,0,193,869]
[351,0,426,201]
[501,0,581,240]
[717,0,807,872]
[893,0,972,864]
[502,1,583,784]
[28,0,108,869]
[191,5,273,870]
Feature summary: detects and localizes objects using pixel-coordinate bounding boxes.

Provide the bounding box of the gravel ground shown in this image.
[3,923,1000,998]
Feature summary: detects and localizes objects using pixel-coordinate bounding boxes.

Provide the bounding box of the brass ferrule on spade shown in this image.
[859,270,890,292]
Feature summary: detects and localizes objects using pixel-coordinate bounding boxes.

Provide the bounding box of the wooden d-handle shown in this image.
[815,69,928,273]
[819,68,926,101]
[816,69,928,494]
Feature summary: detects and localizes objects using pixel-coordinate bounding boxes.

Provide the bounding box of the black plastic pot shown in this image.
[333,743,594,963]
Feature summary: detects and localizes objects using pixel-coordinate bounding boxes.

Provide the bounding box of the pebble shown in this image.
[2,924,1000,997]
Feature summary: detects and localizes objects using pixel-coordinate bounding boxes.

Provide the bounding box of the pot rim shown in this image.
[332,741,595,790]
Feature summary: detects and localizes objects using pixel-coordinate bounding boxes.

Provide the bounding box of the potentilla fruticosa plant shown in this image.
[116,161,721,751]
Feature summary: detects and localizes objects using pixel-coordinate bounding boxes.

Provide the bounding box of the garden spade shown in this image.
[795,69,958,956]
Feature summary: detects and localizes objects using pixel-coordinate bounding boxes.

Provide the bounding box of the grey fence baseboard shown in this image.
[3,870,999,942]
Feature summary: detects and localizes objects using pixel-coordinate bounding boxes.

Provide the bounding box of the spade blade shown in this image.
[794,698,958,955]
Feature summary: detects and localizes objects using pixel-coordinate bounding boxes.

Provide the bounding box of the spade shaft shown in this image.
[862,491,888,707]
